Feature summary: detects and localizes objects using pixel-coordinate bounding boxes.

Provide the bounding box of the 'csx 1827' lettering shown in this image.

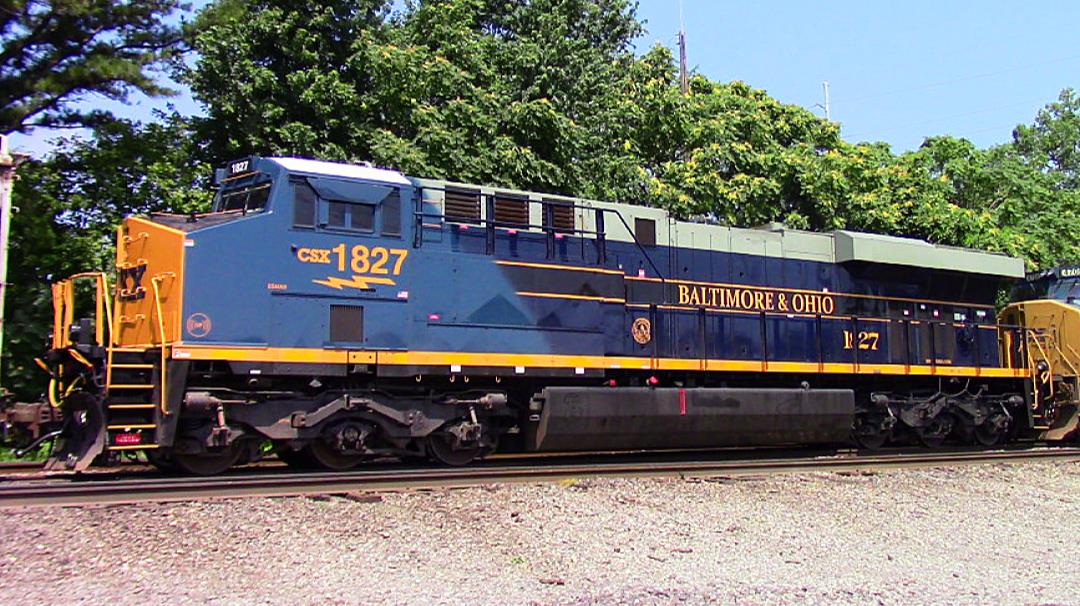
[296,244,408,275]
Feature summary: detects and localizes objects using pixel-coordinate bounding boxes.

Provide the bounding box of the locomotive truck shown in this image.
[5,156,1078,474]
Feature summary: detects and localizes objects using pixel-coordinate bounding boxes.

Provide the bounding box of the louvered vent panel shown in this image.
[543,200,575,232]
[494,196,529,226]
[444,189,480,223]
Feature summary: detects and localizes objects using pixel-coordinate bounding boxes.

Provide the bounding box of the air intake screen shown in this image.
[330,305,364,342]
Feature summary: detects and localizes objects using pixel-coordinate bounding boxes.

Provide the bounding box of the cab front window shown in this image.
[217,182,272,213]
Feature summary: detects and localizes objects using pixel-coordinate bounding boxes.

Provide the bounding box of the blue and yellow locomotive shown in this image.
[30,156,1076,473]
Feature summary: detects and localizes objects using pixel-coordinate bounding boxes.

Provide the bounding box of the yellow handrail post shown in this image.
[150,274,172,415]
[94,277,104,347]
[51,282,65,350]
[62,280,74,345]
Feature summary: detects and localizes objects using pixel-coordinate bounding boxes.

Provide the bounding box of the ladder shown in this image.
[102,347,161,453]
[1026,330,1055,430]
[103,271,173,454]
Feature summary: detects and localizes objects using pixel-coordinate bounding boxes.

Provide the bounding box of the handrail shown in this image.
[1066,343,1080,376]
[604,207,667,286]
[413,186,668,288]
[50,271,115,350]
[150,274,173,415]
[51,282,65,350]
[1027,329,1054,408]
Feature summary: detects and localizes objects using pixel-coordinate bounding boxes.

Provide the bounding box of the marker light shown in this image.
[114,432,142,446]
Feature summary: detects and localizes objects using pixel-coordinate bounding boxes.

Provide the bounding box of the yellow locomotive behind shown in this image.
[1000,265,1080,441]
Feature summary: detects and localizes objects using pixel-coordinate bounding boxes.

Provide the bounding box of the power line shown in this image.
[843,53,1080,105]
[843,96,1051,140]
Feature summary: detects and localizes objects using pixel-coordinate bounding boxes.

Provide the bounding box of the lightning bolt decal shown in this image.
[313,275,397,290]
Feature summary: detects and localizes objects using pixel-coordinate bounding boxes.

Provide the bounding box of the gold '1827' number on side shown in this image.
[843,330,880,351]
[324,244,408,275]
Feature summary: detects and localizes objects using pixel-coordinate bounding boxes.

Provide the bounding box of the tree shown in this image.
[185,0,641,193]
[584,45,843,226]
[3,115,212,397]
[0,0,187,133]
[1012,88,1080,190]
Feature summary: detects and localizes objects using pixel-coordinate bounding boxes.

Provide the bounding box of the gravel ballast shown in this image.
[2,461,1079,605]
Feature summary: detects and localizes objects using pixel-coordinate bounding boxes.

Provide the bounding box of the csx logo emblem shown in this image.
[118,265,147,301]
[296,248,332,263]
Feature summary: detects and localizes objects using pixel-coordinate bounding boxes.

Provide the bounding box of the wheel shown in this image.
[972,421,1006,447]
[427,433,483,466]
[277,446,317,469]
[852,428,890,450]
[915,415,954,448]
[172,444,242,476]
[307,439,365,471]
[852,416,891,450]
[146,450,180,473]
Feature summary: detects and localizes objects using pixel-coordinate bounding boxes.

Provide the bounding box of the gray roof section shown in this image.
[405,174,1027,279]
[833,230,1025,278]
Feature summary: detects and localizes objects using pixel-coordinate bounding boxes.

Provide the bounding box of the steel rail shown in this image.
[2,447,1079,508]
[0,461,46,474]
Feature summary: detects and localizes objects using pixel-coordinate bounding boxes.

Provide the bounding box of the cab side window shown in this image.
[381,190,401,236]
[326,201,374,232]
[293,177,402,237]
[293,181,317,227]
[352,204,375,231]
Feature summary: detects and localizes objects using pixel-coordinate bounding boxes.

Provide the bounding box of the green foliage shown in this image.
[3,115,212,397]
[186,0,640,193]
[0,0,188,133]
[1013,88,1080,190]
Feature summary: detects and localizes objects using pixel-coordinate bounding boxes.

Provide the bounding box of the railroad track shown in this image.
[2,446,1079,508]
[0,460,45,474]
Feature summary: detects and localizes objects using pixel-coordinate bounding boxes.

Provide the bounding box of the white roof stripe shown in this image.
[268,157,410,186]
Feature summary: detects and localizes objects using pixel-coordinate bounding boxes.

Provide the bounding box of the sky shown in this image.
[10,0,1080,156]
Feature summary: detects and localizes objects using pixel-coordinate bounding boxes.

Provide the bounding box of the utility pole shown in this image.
[678,0,689,95]
[0,134,28,382]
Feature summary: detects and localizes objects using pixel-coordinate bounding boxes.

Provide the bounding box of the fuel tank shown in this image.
[526,386,855,451]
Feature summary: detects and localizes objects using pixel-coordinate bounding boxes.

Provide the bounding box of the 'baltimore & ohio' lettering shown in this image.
[676,284,836,315]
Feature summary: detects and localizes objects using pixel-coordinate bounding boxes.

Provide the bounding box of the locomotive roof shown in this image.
[267,157,1026,279]
[270,157,411,186]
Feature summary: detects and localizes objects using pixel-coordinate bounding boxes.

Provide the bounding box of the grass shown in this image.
[0,445,47,462]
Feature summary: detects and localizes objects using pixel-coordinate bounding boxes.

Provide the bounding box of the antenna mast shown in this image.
[814,81,832,121]
[678,0,689,95]
[822,81,831,121]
